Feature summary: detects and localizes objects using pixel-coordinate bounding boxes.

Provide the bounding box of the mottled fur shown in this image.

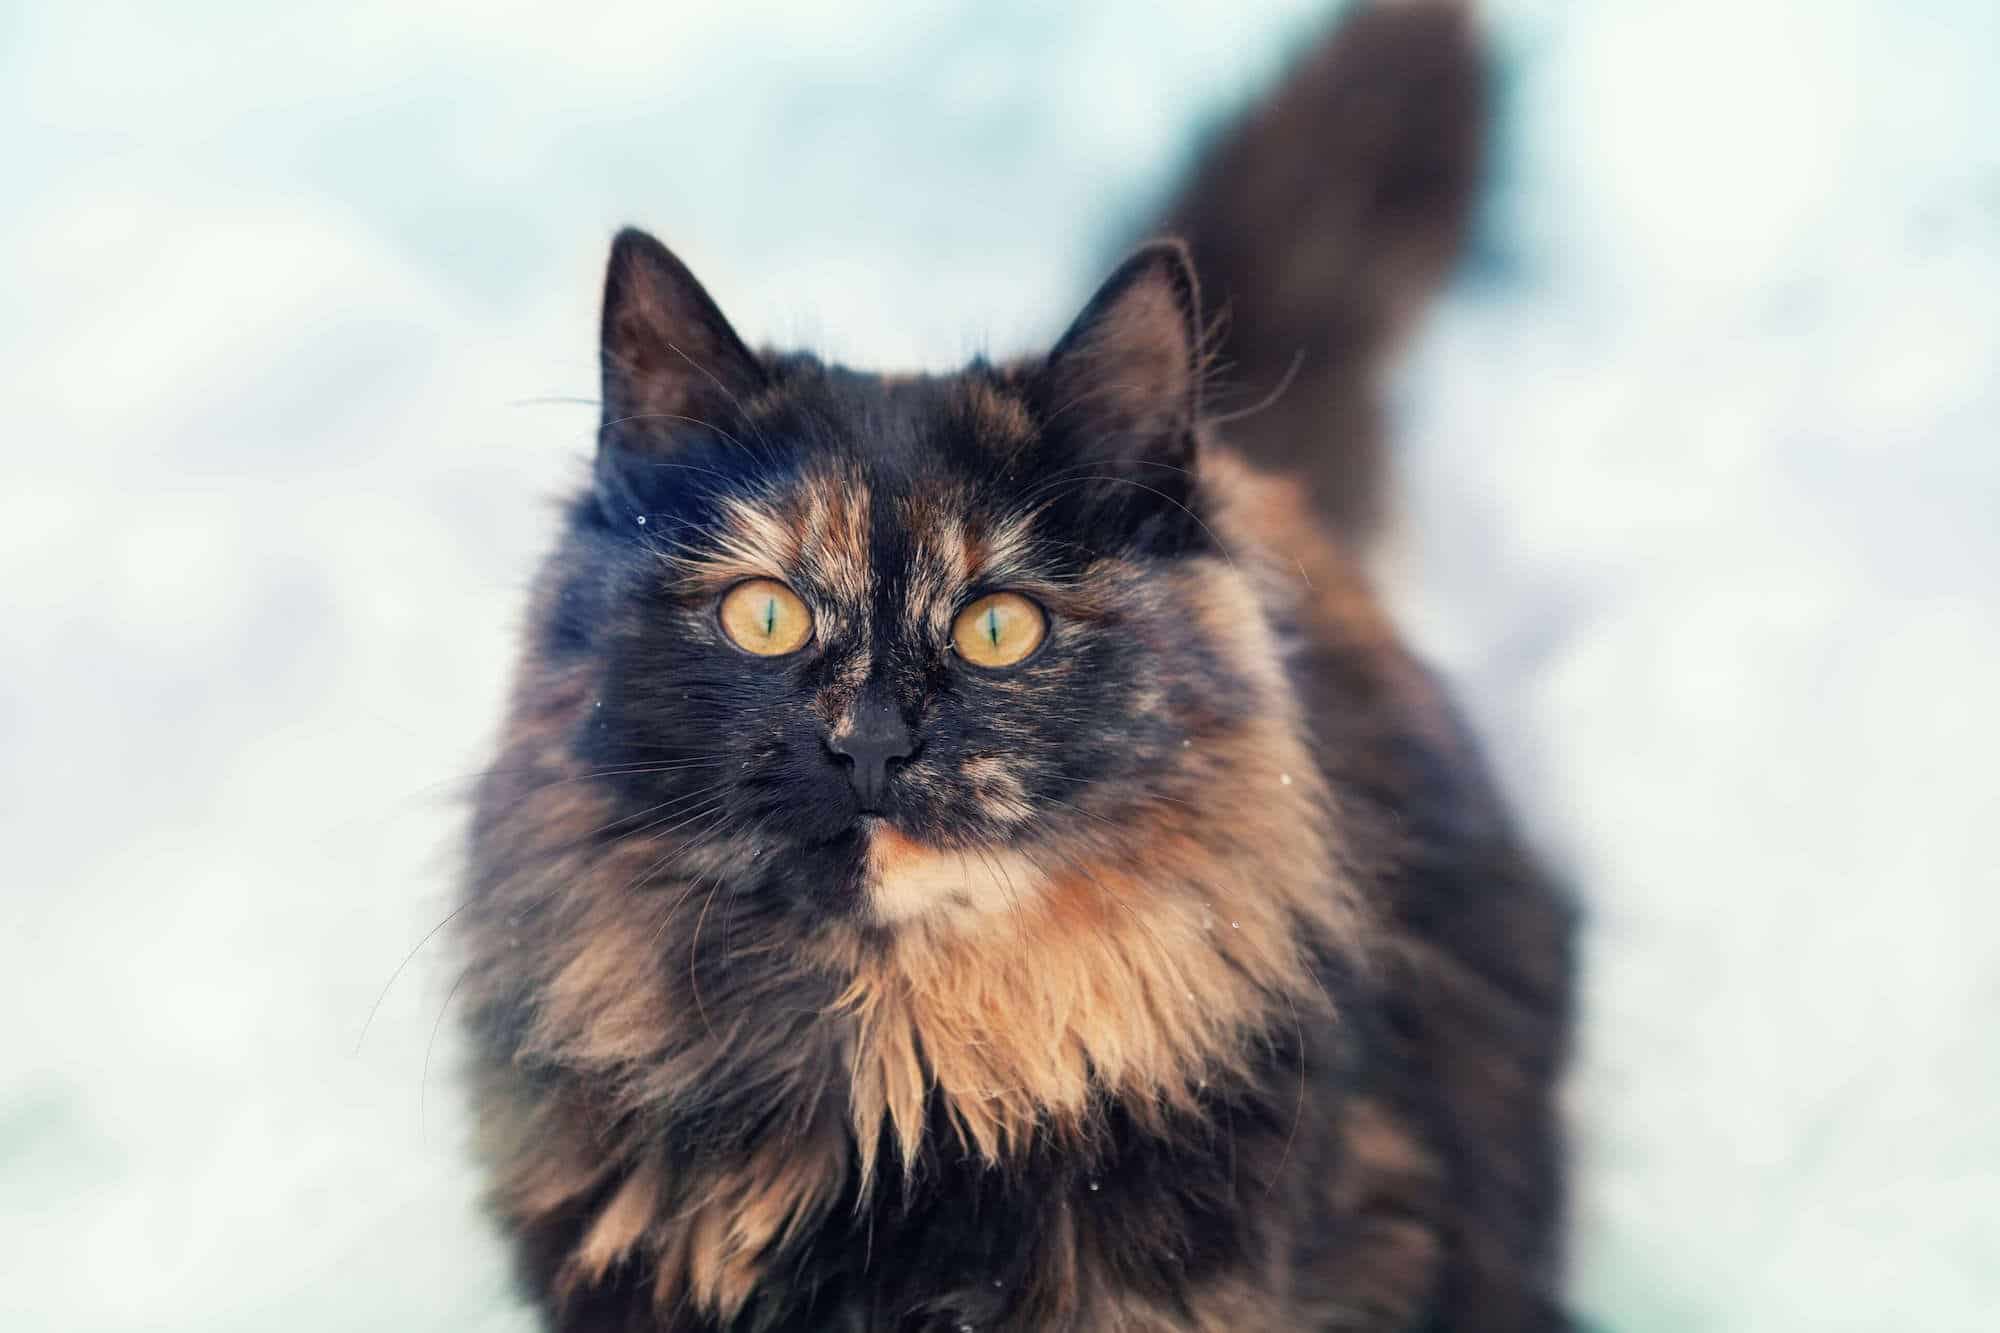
[459,5,1571,1330]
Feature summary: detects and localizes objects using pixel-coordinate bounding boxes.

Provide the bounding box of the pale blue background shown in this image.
[4,2,1996,1329]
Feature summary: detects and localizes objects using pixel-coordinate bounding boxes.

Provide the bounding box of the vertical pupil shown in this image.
[986,607,1000,646]
[763,598,777,636]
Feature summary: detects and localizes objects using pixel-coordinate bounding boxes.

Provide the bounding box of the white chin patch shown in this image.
[864,827,1047,926]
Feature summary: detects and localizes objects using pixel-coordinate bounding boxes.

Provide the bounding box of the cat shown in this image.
[456,4,1573,1330]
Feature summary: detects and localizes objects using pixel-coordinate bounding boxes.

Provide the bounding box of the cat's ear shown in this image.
[598,227,767,455]
[1035,240,1203,477]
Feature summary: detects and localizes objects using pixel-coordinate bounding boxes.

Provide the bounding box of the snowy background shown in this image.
[4,1,1996,1329]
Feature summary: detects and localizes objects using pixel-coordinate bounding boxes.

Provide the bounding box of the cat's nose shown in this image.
[826,696,916,810]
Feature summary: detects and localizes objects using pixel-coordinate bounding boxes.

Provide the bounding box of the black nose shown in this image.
[827,697,915,809]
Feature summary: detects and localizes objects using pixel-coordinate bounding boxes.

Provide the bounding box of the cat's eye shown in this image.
[719,579,814,656]
[950,592,1046,670]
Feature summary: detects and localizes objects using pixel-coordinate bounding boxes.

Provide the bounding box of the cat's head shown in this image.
[544,229,1298,927]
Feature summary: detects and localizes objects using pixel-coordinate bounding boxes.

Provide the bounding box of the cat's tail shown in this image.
[1160,0,1488,542]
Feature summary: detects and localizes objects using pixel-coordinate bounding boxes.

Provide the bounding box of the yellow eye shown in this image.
[719,579,813,656]
[951,592,1046,669]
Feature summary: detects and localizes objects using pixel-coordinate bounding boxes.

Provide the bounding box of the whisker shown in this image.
[1017,456,1197,494]
[634,794,729,849]
[308,755,729,852]
[623,803,733,901]
[1018,473,1240,573]
[577,784,732,846]
[428,754,736,798]
[664,342,779,460]
[421,965,472,1145]
[597,410,754,462]
[689,874,725,1042]
[1028,791,1131,834]
[1266,984,1309,1196]
[1206,349,1304,427]
[1039,376,1165,436]
[471,759,736,825]
[1044,773,1199,810]
[354,901,469,1056]
[642,818,736,946]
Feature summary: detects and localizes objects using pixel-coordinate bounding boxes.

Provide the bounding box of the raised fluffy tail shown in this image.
[1161,0,1489,541]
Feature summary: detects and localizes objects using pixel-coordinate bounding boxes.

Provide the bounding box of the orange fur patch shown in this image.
[829,753,1352,1185]
[670,466,874,618]
[655,1125,849,1319]
[964,380,1037,445]
[575,1156,663,1282]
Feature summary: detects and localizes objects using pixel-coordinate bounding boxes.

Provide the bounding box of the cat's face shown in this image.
[553,232,1268,925]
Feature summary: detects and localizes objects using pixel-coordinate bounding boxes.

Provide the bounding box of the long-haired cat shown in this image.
[457,4,1573,1329]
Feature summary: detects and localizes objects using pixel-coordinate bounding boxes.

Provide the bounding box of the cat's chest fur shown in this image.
[463,651,1360,1328]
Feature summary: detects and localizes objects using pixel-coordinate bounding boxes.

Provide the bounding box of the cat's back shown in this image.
[1210,445,1576,1329]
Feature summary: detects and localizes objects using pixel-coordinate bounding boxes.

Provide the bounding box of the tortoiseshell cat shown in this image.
[458,5,1572,1329]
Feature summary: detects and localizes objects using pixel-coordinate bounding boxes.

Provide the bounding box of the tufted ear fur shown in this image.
[1035,239,1204,480]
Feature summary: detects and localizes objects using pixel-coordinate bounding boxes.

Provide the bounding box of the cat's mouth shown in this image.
[851,812,924,861]
[807,810,894,848]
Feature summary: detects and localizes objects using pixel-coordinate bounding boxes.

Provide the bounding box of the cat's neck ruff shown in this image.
[818,685,1358,1185]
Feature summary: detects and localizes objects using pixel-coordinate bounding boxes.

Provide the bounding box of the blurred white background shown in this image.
[4,2,1995,1329]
